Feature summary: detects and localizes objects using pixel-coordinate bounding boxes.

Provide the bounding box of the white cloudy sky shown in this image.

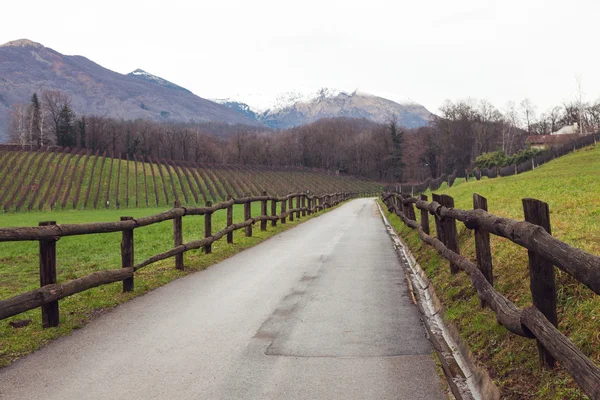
[2,0,599,113]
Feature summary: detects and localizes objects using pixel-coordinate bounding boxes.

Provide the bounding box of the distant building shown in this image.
[551,123,579,135]
[526,134,581,150]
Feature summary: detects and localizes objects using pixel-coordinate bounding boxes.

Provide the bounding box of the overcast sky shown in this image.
[2,0,599,114]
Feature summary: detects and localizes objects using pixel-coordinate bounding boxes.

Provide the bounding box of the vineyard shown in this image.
[0,146,380,212]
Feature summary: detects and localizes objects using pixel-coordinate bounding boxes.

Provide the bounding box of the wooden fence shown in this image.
[0,191,370,329]
[382,192,600,398]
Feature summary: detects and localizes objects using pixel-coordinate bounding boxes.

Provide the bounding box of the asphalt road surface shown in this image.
[0,198,444,399]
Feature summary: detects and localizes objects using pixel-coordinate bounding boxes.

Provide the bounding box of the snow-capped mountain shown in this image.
[215,88,433,129]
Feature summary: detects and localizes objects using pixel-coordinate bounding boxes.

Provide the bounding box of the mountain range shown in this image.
[215,89,433,129]
[0,39,433,142]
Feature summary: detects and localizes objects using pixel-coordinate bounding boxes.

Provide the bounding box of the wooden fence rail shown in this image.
[0,191,377,327]
[382,192,600,399]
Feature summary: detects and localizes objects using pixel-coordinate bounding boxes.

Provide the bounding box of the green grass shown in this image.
[0,200,328,368]
[382,144,600,399]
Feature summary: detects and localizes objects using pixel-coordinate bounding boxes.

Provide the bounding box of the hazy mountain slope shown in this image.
[0,39,261,141]
[127,69,192,94]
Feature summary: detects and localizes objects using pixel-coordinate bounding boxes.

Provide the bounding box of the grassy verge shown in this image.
[0,201,333,368]
[380,145,600,399]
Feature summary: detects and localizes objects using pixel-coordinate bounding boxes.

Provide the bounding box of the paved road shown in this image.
[0,198,444,400]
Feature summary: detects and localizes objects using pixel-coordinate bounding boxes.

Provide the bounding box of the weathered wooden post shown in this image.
[431,193,445,245]
[473,194,493,307]
[406,196,416,221]
[307,196,312,215]
[419,194,430,235]
[244,195,252,237]
[260,191,268,231]
[39,221,59,327]
[440,194,460,274]
[205,200,213,253]
[173,201,184,270]
[296,195,301,218]
[301,194,306,216]
[399,195,407,218]
[281,196,287,224]
[226,195,233,244]
[271,197,277,227]
[523,198,557,369]
[121,217,134,292]
[288,193,294,222]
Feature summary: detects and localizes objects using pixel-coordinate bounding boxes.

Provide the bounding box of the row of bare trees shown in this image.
[6,90,595,183]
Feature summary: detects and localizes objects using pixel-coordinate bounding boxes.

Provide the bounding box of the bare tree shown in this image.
[520,98,536,135]
[547,106,562,133]
[42,90,71,145]
[8,103,28,145]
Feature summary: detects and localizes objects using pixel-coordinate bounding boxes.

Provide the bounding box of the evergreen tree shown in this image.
[387,120,406,181]
[57,104,76,147]
[29,93,42,146]
[77,116,86,149]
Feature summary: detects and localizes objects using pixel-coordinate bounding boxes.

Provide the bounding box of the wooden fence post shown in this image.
[289,195,294,221]
[271,197,277,227]
[301,194,306,216]
[473,194,493,308]
[244,196,252,237]
[523,198,558,369]
[281,196,287,224]
[226,195,233,244]
[296,195,301,218]
[205,200,213,253]
[406,196,416,221]
[440,194,460,274]
[39,221,59,328]
[121,217,134,292]
[419,194,430,235]
[431,193,445,245]
[173,201,184,270]
[260,191,268,231]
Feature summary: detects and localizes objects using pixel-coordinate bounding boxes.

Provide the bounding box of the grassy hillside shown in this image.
[383,144,600,399]
[0,147,381,212]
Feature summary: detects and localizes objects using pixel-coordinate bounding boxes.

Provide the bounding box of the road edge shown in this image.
[376,200,500,400]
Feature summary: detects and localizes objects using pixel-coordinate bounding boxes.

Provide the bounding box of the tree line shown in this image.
[6,90,596,183]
